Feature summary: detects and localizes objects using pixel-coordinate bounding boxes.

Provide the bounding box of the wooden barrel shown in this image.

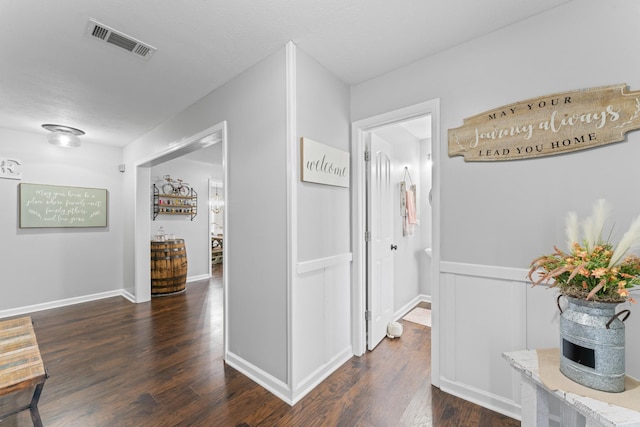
[150,239,188,295]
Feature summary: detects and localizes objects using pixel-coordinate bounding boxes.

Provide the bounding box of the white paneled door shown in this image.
[367,133,395,350]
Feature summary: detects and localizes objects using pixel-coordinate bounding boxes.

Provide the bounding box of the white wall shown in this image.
[292,46,352,401]
[296,49,351,261]
[351,0,640,418]
[123,42,354,405]
[0,128,124,314]
[419,136,433,296]
[123,47,290,393]
[150,157,211,280]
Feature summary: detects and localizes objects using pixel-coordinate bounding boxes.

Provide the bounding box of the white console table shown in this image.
[503,350,640,427]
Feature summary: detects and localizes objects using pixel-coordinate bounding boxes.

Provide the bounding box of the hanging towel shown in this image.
[399,182,407,217]
[406,188,417,224]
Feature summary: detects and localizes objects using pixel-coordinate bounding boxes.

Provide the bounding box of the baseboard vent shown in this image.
[87,18,156,60]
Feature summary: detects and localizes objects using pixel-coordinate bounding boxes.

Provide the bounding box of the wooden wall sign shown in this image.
[449,84,640,161]
[19,183,108,228]
[301,137,350,188]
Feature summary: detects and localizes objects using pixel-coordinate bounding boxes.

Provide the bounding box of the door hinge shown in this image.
[365,311,371,321]
[364,150,370,161]
[365,231,371,242]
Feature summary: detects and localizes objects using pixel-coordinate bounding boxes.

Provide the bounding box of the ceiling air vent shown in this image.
[87,19,156,60]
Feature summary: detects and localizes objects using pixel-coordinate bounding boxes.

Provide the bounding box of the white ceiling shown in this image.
[0,0,570,147]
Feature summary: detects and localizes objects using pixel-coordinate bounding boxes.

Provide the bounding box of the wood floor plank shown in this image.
[0,265,519,426]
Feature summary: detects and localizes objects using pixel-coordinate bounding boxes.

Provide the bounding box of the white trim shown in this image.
[0,290,129,319]
[429,101,442,389]
[122,289,135,303]
[134,125,224,168]
[291,346,353,405]
[221,122,229,363]
[208,178,213,272]
[133,165,151,304]
[297,253,352,275]
[187,274,210,283]
[441,262,529,282]
[285,40,297,398]
[351,100,441,387]
[131,120,229,370]
[225,351,292,404]
[442,272,454,380]
[133,121,226,305]
[393,294,431,322]
[440,378,521,421]
[0,269,223,319]
[350,126,367,357]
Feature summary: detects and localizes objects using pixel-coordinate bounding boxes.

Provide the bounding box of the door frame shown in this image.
[133,121,228,352]
[351,99,441,387]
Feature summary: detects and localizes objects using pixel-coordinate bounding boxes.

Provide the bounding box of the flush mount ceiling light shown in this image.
[42,124,85,148]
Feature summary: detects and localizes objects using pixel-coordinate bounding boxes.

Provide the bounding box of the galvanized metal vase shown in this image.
[558,295,630,393]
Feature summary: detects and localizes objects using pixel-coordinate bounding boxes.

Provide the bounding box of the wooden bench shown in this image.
[0,317,48,427]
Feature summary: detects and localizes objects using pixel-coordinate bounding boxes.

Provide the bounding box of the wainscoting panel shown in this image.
[439,261,533,420]
[292,253,352,403]
[526,282,561,350]
[439,261,640,421]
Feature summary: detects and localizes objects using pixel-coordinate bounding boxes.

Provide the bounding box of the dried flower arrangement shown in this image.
[528,199,640,303]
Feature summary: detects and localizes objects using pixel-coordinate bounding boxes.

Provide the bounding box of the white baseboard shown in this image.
[122,289,136,303]
[394,294,431,321]
[439,377,521,421]
[224,351,293,404]
[1,272,211,317]
[187,274,210,283]
[225,346,354,407]
[0,289,129,319]
[291,346,353,405]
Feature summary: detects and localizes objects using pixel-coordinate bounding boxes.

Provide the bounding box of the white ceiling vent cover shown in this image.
[87,19,156,60]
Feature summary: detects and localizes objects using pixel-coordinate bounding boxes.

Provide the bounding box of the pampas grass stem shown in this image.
[582,199,611,252]
[565,211,579,251]
[609,215,640,267]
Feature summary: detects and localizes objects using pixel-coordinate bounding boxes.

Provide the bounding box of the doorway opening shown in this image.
[133,121,228,350]
[365,117,432,350]
[209,178,224,273]
[351,100,441,387]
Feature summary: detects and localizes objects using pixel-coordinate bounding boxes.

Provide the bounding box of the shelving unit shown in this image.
[153,184,197,221]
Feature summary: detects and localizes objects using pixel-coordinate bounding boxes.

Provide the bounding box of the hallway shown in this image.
[4,267,517,426]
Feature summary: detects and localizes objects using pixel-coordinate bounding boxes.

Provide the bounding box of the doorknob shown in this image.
[390,244,398,251]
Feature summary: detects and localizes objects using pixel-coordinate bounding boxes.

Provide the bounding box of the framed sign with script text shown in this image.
[19,183,108,228]
[449,84,640,161]
[301,137,350,188]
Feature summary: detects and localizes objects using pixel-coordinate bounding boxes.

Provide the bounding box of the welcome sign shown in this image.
[301,137,350,187]
[449,84,640,161]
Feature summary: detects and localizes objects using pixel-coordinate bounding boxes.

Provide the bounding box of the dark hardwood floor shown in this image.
[2,265,519,426]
